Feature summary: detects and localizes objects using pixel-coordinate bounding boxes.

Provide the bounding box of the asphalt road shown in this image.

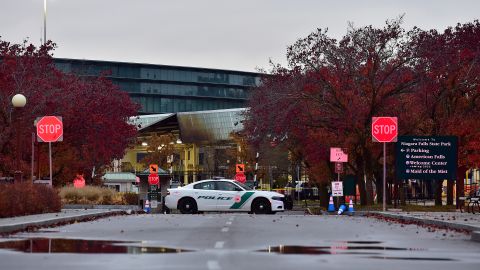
[0,213,479,270]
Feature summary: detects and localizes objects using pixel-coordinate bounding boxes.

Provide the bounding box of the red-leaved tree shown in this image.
[0,39,139,186]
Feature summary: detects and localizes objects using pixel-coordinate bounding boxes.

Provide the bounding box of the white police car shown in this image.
[165,179,284,214]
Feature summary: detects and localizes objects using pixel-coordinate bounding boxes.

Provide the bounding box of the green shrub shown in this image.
[0,183,61,218]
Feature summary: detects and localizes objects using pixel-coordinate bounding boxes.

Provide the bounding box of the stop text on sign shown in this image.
[372,117,398,143]
[373,124,396,134]
[38,124,62,134]
[36,116,64,142]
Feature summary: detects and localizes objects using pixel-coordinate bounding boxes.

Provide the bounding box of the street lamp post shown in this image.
[11,94,27,183]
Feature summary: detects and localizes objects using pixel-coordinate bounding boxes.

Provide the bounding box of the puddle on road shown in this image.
[0,238,192,254]
[258,246,381,255]
[258,245,426,255]
[342,241,382,244]
[257,241,432,255]
[258,243,454,261]
[368,256,456,261]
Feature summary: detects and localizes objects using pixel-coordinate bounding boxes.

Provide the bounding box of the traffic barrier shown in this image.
[144,199,151,214]
[348,198,355,215]
[337,204,347,215]
[328,196,335,212]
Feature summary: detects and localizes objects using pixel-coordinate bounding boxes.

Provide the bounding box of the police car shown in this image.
[165,179,284,214]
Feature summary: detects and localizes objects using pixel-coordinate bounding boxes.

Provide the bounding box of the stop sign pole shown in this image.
[372,117,398,212]
[36,116,63,186]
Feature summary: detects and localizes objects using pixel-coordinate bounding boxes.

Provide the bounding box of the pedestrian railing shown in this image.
[459,188,480,214]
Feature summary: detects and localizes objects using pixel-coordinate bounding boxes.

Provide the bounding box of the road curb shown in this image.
[0,210,124,234]
[472,231,480,242]
[370,212,480,242]
[63,204,141,211]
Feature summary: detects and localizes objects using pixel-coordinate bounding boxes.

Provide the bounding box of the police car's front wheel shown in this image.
[178,198,198,214]
[252,198,271,214]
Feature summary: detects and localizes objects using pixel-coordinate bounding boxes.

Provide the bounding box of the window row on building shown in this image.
[131,96,245,113]
[113,80,249,99]
[55,60,260,87]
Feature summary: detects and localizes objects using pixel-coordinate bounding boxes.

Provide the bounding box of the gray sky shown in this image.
[1,0,479,72]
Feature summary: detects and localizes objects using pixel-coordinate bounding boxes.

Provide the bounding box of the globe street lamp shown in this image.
[11,94,26,183]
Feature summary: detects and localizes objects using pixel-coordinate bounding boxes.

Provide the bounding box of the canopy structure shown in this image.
[133,108,246,144]
[102,172,137,183]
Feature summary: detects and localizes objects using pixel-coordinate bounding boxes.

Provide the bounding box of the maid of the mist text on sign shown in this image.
[396,136,458,180]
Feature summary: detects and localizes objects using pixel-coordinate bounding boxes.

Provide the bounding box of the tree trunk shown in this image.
[446,179,454,205]
[374,172,382,205]
[365,172,374,205]
[364,154,375,205]
[355,156,368,205]
[435,179,443,206]
[318,182,329,207]
[399,181,406,206]
[456,166,467,209]
[356,170,367,205]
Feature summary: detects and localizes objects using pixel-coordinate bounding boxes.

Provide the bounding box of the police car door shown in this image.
[215,181,245,211]
[192,181,217,211]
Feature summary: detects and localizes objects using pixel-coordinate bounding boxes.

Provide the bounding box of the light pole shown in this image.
[11,94,27,183]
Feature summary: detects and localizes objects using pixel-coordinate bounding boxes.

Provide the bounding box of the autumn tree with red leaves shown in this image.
[412,21,480,205]
[0,39,139,186]
[246,18,422,205]
[246,18,480,206]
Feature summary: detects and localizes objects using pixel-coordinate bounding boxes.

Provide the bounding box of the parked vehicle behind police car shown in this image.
[165,179,284,214]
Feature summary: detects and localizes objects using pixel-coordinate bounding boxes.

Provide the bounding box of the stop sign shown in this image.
[234,172,246,183]
[36,116,63,142]
[148,174,159,185]
[372,117,398,142]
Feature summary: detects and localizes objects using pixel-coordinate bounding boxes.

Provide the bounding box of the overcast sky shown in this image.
[1,0,479,72]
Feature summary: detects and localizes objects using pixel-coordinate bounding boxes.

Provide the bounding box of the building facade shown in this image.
[54,58,261,114]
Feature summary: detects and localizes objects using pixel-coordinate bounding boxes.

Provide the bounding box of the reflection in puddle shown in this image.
[341,241,383,244]
[25,230,61,234]
[258,245,426,255]
[368,256,456,261]
[0,238,192,254]
[260,246,381,255]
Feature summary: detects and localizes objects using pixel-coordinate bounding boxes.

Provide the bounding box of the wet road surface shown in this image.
[0,213,479,269]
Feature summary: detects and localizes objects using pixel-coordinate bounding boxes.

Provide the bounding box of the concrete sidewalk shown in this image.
[0,209,124,234]
[372,211,480,242]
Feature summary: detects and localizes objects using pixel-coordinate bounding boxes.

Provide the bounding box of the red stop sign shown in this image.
[148,174,159,185]
[234,172,246,183]
[37,116,63,142]
[372,117,398,142]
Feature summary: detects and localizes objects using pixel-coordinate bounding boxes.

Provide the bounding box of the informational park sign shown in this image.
[395,136,458,180]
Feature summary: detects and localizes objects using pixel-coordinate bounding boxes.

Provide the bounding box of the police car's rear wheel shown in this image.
[178,198,197,214]
[252,198,271,214]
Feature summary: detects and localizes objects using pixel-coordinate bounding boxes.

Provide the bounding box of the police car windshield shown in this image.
[234,181,252,190]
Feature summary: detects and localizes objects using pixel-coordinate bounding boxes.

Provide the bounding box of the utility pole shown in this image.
[44,0,47,44]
